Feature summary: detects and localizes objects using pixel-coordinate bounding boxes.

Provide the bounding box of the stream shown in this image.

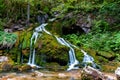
[0,70,82,80]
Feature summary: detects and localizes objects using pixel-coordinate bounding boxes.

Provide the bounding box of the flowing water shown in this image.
[27,23,48,68]
[55,37,79,71]
[81,49,97,68]
[27,22,98,71]
[27,23,80,71]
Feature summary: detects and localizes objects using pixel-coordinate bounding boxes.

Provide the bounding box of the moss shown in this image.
[14,30,32,50]
[0,57,14,72]
[45,62,67,71]
[9,48,19,62]
[102,62,120,72]
[21,31,32,49]
[96,56,109,64]
[18,64,31,72]
[75,48,84,62]
[36,33,69,66]
[96,51,115,59]
[46,21,62,35]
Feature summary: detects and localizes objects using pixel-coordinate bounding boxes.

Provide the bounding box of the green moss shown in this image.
[46,21,62,35]
[0,31,17,48]
[36,33,69,65]
[20,31,32,49]
[97,51,115,59]
[45,62,67,71]
[101,62,120,72]
[9,48,19,62]
[75,49,84,62]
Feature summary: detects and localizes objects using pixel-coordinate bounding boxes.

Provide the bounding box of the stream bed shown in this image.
[0,69,82,80]
[0,69,116,80]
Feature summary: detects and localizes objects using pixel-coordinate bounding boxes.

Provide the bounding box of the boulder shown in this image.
[1,62,12,71]
[115,67,120,80]
[82,66,116,80]
[0,56,8,62]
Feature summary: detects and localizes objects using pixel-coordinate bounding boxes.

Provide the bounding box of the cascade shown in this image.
[55,37,79,71]
[28,23,79,70]
[81,49,97,68]
[27,22,97,70]
[27,23,48,68]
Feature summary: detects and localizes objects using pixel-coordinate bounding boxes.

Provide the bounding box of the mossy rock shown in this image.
[102,62,120,72]
[0,57,14,72]
[18,64,31,72]
[75,48,84,62]
[35,33,69,66]
[79,48,100,64]
[21,31,32,49]
[14,30,32,49]
[96,51,115,60]
[45,62,67,71]
[96,56,109,64]
[0,62,12,71]
[47,21,62,35]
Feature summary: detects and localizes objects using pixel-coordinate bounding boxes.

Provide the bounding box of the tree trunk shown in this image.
[27,0,30,26]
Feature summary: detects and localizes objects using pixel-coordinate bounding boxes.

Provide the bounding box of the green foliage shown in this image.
[63,32,120,63]
[111,32,120,51]
[51,0,77,14]
[99,1,120,27]
[100,2,120,17]
[64,31,120,53]
[115,54,120,62]
[0,31,17,48]
[93,20,109,32]
[0,0,5,17]
[21,31,32,49]
[0,19,6,30]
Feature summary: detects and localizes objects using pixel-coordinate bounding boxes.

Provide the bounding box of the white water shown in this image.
[55,36,79,71]
[27,23,49,68]
[28,23,79,70]
[81,49,97,68]
[28,22,96,70]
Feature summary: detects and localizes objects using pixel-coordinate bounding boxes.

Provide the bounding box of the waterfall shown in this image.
[27,22,79,70]
[55,37,79,71]
[81,49,97,68]
[27,22,97,70]
[27,23,48,68]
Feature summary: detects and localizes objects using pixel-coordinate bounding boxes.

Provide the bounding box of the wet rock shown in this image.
[18,65,31,72]
[45,63,66,71]
[76,14,92,34]
[69,77,75,80]
[58,73,66,78]
[34,71,44,77]
[82,66,116,80]
[0,56,8,62]
[1,62,12,71]
[4,28,13,33]
[13,25,24,31]
[37,14,48,24]
[115,67,120,80]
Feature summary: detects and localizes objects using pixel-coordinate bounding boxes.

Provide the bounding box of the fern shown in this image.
[0,31,17,48]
